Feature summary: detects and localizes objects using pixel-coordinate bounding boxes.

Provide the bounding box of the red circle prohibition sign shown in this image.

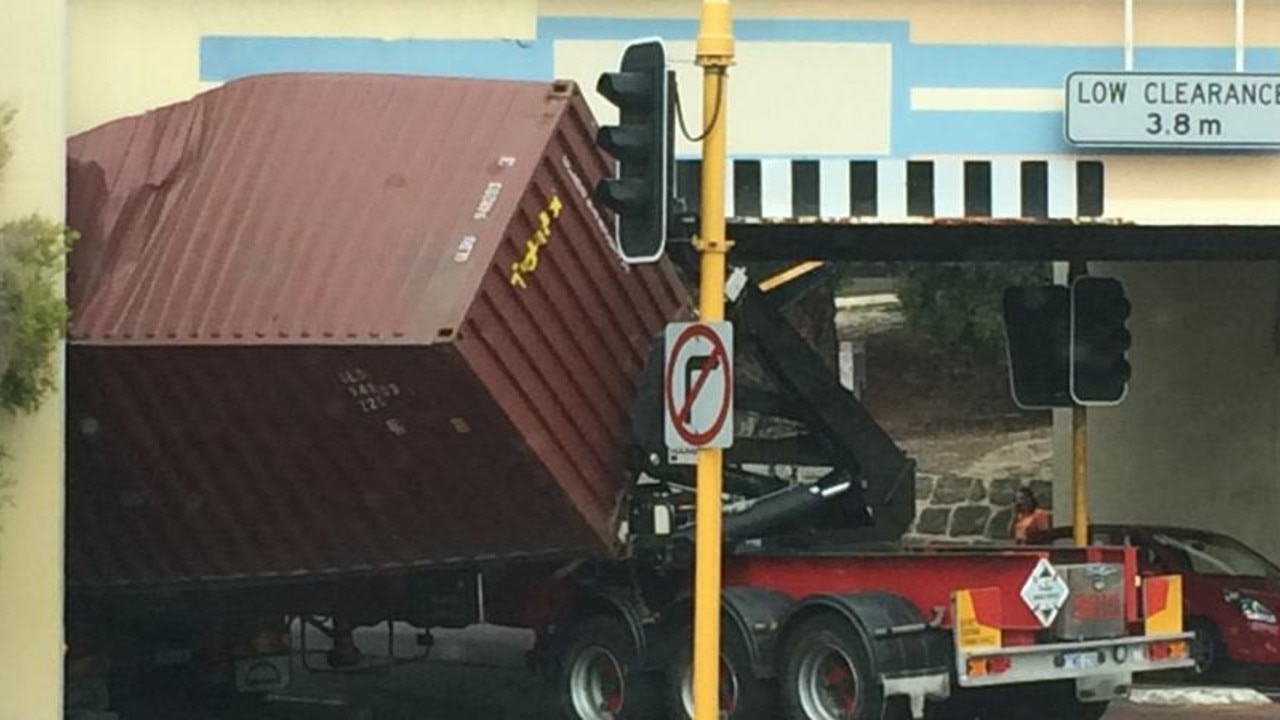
[664,324,733,447]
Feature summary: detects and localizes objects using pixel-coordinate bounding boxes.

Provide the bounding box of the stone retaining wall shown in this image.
[735,462,1053,545]
[906,473,1053,544]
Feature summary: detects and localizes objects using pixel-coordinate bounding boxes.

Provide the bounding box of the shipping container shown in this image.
[65,73,690,590]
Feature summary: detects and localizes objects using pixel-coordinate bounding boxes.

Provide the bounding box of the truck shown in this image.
[63,71,1194,720]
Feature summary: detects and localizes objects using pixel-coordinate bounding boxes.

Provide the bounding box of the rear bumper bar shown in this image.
[958,632,1196,688]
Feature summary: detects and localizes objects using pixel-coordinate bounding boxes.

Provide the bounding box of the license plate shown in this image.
[234,654,291,693]
[1063,651,1099,670]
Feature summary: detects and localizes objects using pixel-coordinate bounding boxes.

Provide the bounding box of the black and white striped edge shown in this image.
[674,158,1105,220]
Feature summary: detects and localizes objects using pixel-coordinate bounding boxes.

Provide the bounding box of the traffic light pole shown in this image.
[693,2,733,720]
[1069,260,1089,547]
[1072,404,1088,546]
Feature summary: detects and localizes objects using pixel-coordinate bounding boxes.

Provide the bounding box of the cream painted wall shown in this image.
[555,39,891,158]
[68,0,538,133]
[67,0,1280,207]
[541,0,1280,220]
[0,0,66,716]
[1107,156,1280,224]
[1052,262,1280,563]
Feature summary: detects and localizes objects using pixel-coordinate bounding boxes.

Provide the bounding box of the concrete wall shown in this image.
[1053,261,1280,562]
[61,0,1280,221]
[68,0,538,134]
[0,0,67,717]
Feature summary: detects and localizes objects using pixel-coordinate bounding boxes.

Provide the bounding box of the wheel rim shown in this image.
[569,647,626,720]
[796,643,861,720]
[679,655,740,718]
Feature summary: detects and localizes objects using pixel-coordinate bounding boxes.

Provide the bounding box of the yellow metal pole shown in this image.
[1072,405,1088,546]
[693,2,733,720]
[1068,261,1089,548]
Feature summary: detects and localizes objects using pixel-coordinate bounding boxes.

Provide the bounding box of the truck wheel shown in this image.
[556,616,659,720]
[780,613,884,720]
[665,618,773,720]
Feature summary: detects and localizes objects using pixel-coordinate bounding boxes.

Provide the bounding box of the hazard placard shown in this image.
[1021,558,1071,627]
[664,322,734,456]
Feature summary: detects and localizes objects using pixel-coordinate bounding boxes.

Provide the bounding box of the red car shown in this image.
[1036,524,1280,676]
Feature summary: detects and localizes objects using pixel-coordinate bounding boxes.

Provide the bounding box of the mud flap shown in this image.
[882,672,951,720]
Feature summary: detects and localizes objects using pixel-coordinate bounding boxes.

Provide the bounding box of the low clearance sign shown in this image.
[1065,71,1280,149]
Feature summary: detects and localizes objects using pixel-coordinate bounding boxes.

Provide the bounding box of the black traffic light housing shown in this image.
[594,39,673,264]
[1070,276,1132,405]
[1003,285,1072,409]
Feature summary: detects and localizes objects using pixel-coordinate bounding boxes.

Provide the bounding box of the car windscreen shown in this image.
[1153,532,1280,579]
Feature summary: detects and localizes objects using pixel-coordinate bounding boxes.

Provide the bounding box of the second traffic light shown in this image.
[594,39,674,264]
[1003,285,1072,410]
[1070,276,1133,405]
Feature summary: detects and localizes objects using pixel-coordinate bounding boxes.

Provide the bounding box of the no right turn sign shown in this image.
[663,321,734,454]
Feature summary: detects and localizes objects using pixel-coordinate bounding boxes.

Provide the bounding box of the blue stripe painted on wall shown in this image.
[901,111,1070,156]
[535,17,699,41]
[200,36,553,82]
[1135,46,1279,72]
[199,16,1280,157]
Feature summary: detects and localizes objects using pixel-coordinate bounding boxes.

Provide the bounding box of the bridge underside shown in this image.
[670,218,1280,262]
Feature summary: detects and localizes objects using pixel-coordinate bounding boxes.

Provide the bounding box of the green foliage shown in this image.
[0,107,73,415]
[0,216,73,412]
[893,262,1052,365]
[837,260,1053,363]
[0,106,71,511]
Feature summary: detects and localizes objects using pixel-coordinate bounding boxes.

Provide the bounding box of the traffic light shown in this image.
[1002,285,1072,409]
[1070,276,1132,405]
[594,39,673,264]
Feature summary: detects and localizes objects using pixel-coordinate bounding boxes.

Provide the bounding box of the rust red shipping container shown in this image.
[65,73,690,589]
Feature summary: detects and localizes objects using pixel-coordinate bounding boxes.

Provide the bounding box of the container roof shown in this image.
[68,72,582,345]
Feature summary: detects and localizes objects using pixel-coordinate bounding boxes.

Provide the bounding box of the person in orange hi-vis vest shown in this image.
[1012,487,1052,543]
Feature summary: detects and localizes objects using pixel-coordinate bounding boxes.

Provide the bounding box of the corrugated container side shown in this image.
[460,89,689,544]
[66,345,604,589]
[66,74,612,346]
[63,74,692,590]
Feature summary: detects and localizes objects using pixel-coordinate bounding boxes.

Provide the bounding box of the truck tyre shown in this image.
[780,613,884,720]
[555,615,660,720]
[665,616,774,720]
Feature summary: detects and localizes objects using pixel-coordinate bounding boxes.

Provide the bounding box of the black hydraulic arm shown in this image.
[734,284,917,540]
[627,253,917,541]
